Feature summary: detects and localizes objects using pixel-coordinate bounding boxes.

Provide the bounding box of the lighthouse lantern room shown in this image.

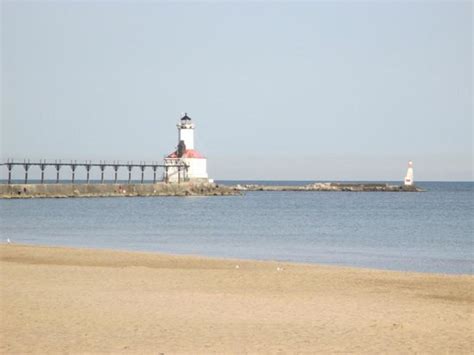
[164,113,210,183]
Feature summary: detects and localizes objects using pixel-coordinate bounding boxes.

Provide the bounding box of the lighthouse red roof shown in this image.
[166,149,205,159]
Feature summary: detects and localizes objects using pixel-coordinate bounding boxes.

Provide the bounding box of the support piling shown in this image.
[7,160,13,184]
[85,163,91,184]
[55,161,61,184]
[40,161,46,184]
[140,163,145,184]
[113,163,119,184]
[23,161,30,184]
[71,161,77,184]
[100,162,106,184]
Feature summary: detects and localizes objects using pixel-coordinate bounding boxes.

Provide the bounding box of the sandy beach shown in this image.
[0,244,472,353]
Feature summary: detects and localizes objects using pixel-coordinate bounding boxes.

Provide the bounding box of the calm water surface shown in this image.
[1,181,472,274]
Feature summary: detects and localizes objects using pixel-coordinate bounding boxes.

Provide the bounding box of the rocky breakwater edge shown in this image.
[233,182,423,192]
[0,182,239,199]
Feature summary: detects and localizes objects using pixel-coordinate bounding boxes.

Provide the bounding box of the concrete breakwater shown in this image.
[0,181,422,199]
[233,182,423,192]
[0,183,238,199]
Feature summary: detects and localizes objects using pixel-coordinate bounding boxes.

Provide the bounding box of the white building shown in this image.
[404,161,414,186]
[163,113,210,183]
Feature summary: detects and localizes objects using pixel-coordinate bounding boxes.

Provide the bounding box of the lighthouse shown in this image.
[163,113,209,182]
[404,161,414,186]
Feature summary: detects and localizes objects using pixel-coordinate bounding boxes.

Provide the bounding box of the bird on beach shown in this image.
[6,238,11,244]
[235,265,240,269]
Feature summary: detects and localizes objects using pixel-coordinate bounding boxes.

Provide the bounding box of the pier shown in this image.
[1,159,190,184]
[232,182,422,192]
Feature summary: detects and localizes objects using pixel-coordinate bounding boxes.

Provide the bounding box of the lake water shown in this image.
[0,181,472,274]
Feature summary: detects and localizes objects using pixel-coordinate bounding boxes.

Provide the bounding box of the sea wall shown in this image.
[233,182,422,192]
[0,182,238,199]
[0,181,423,199]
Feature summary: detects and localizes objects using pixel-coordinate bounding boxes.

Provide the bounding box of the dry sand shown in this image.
[1,244,472,354]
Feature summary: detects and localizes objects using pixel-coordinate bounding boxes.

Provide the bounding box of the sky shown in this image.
[1,0,472,181]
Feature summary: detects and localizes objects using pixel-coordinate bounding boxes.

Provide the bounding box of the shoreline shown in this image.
[1,244,472,353]
[2,241,471,277]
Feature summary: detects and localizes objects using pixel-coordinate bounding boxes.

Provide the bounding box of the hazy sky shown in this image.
[1,0,472,181]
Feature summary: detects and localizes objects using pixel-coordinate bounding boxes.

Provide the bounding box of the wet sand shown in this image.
[1,244,472,353]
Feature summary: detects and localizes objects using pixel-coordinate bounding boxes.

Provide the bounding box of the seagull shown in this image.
[6,238,11,244]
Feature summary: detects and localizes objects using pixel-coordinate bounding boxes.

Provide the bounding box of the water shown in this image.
[0,181,472,274]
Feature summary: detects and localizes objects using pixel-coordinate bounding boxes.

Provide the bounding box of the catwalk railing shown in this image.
[1,159,189,184]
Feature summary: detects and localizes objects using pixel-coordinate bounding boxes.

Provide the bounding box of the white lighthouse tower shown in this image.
[404,161,414,186]
[163,113,209,183]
